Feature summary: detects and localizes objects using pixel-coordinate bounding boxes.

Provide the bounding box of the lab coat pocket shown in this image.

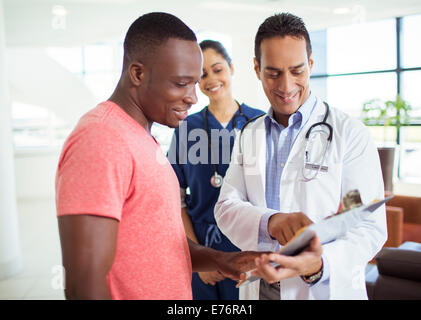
[286,159,343,222]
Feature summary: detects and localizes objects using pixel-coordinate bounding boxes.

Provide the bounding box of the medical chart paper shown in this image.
[237,195,393,287]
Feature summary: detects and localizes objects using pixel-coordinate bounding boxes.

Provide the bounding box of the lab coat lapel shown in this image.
[242,117,267,207]
[289,98,327,159]
[278,98,327,210]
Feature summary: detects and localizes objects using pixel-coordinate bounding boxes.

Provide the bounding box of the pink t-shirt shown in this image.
[55,101,192,300]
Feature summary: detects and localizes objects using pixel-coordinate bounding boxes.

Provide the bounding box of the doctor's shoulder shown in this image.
[240,103,266,118]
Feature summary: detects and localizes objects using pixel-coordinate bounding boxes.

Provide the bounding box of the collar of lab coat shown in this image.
[241,97,328,205]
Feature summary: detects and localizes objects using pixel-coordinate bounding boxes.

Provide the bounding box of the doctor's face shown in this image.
[254,36,313,126]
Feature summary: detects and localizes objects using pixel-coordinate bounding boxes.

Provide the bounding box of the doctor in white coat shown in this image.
[214,13,387,300]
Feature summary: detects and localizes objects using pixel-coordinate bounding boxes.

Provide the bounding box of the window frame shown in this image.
[310,16,421,181]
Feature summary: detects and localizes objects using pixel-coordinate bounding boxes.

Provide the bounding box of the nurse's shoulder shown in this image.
[240,103,265,118]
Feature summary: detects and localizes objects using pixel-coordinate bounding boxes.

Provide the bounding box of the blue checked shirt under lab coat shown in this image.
[258,92,329,284]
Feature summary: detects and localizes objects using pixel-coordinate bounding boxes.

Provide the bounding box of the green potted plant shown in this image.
[361,94,412,191]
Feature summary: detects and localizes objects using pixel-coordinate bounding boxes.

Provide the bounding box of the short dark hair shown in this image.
[254,13,312,66]
[123,12,197,69]
[199,40,232,65]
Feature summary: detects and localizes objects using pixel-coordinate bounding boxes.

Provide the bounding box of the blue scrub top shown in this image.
[167,103,265,228]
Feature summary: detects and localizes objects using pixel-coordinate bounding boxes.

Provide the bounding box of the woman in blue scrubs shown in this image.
[167,40,264,300]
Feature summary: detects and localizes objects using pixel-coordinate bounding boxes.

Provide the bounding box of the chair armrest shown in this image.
[385,206,403,247]
[376,246,421,282]
[386,195,421,224]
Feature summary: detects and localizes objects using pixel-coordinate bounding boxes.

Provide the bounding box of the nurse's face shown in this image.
[199,48,233,102]
[254,35,313,126]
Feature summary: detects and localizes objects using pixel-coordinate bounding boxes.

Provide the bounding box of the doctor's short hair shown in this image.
[122,12,197,70]
[199,40,232,66]
[254,12,312,67]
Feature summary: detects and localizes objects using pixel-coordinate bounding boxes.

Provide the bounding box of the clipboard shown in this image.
[237,195,393,288]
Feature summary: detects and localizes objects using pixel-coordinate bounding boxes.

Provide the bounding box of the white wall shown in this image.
[0,0,22,279]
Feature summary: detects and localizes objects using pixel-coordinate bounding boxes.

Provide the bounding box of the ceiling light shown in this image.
[52,5,68,16]
[333,7,351,15]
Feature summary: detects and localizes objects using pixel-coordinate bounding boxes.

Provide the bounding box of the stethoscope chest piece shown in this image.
[210,172,223,188]
[204,103,249,189]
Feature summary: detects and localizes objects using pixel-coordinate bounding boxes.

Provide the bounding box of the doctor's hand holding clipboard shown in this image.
[238,211,324,287]
[255,212,323,283]
[237,195,393,288]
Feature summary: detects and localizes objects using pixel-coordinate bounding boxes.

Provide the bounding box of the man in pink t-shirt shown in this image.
[56,12,262,300]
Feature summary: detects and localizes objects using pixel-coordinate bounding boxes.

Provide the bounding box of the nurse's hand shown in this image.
[250,237,323,284]
[268,212,313,245]
[198,271,225,286]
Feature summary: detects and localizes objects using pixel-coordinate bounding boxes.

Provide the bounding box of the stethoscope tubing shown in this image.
[238,102,333,182]
[203,102,250,187]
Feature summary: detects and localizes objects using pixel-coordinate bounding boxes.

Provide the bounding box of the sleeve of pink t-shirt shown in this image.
[56,123,133,221]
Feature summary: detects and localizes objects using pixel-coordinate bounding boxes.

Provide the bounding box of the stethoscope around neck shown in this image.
[237,101,333,182]
[300,102,333,181]
[203,102,250,188]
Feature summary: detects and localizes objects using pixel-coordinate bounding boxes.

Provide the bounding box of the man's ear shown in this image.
[230,62,234,76]
[308,53,314,75]
[128,62,146,86]
[253,57,261,80]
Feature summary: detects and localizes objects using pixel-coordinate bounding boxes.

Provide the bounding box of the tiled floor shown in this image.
[0,198,65,300]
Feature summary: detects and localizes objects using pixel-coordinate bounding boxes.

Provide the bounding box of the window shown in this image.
[11,30,236,154]
[310,15,421,182]
[324,73,396,118]
[401,14,421,68]
[325,19,396,74]
[13,41,123,149]
[12,102,67,149]
[401,70,421,117]
[399,127,421,181]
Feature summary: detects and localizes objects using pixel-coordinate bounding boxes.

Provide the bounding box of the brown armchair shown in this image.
[385,206,403,248]
[366,241,421,299]
[386,194,421,244]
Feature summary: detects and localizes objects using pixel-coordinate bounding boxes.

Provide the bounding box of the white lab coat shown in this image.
[214,97,387,300]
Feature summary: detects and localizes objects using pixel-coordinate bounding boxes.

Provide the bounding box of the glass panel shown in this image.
[325,72,396,118]
[83,72,119,101]
[114,42,124,75]
[11,102,70,149]
[13,128,52,148]
[401,14,421,68]
[310,77,327,101]
[84,44,114,72]
[309,30,327,76]
[401,70,421,123]
[326,19,396,74]
[151,124,174,154]
[399,126,421,182]
[46,47,83,73]
[366,126,397,147]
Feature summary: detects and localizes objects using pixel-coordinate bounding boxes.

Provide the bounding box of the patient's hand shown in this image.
[251,237,323,283]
